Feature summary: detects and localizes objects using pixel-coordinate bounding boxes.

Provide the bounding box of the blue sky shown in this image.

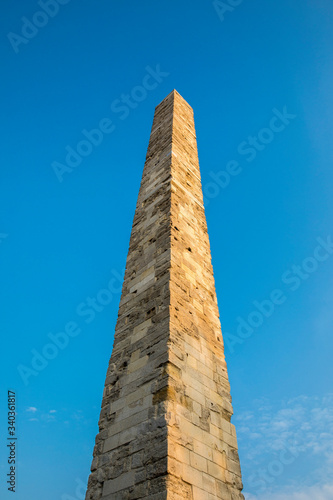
[1,1,332,498]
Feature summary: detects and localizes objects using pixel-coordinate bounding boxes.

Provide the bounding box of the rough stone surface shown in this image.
[85,90,244,500]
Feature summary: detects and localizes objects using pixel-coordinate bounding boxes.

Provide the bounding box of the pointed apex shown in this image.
[157,89,193,111]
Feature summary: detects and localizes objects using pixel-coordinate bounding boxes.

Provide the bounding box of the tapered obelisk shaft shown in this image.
[85,90,244,500]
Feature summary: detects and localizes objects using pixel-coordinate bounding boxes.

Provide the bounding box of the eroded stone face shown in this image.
[85,90,244,500]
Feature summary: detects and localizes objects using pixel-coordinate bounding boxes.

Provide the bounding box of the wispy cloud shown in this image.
[237,394,333,496]
[25,407,90,426]
[237,394,333,457]
[26,407,58,422]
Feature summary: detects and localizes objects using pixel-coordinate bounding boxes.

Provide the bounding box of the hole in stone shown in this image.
[187,247,192,252]
[146,307,156,318]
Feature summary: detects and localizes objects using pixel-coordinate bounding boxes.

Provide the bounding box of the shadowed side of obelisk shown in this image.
[85,92,176,500]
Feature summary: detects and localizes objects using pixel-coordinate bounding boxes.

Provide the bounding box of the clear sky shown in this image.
[1,1,332,499]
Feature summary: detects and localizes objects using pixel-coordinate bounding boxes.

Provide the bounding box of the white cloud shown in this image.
[26,407,59,422]
[236,394,333,495]
[42,412,56,422]
[237,394,333,458]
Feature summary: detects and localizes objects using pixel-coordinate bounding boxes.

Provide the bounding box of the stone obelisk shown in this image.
[85,90,244,500]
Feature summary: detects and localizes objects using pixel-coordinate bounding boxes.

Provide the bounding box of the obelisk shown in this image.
[85,90,244,500]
